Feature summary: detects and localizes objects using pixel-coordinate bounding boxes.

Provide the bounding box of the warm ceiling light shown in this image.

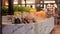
[5,2,8,5]
[44,1,55,3]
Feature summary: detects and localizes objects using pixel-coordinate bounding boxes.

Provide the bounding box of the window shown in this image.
[22,0,35,8]
[14,0,18,4]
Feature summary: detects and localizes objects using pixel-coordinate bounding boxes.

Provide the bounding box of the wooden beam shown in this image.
[8,0,14,15]
[24,0,27,7]
[55,0,60,14]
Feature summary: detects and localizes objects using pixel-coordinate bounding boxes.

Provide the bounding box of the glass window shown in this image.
[22,0,25,4]
[14,0,18,4]
[26,0,35,4]
[21,0,35,8]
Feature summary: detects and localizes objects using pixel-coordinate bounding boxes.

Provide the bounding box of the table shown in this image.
[2,17,54,34]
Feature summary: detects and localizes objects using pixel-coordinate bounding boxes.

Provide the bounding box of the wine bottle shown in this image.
[22,18,26,24]
[14,18,21,24]
[24,18,29,24]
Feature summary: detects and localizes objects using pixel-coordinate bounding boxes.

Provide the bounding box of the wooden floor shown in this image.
[51,25,60,34]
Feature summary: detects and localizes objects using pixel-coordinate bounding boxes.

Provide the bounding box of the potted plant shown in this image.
[2,6,8,16]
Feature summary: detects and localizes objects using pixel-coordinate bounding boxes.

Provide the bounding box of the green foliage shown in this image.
[2,6,8,13]
[18,6,31,12]
[23,7,31,12]
[13,5,19,12]
[30,8,36,10]
[13,5,31,12]
[18,6,24,11]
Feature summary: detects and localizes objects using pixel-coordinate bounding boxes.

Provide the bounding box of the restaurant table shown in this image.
[2,17,54,34]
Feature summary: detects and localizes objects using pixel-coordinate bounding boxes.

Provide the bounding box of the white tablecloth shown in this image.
[2,17,54,34]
